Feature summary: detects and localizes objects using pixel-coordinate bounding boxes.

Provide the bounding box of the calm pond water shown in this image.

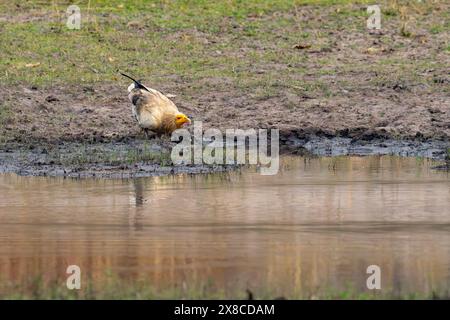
[0,156,449,297]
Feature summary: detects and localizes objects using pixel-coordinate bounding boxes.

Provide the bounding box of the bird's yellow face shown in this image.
[175,113,191,128]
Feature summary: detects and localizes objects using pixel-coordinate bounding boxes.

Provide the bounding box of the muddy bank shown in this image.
[0,1,449,177]
[0,83,448,178]
[1,82,449,146]
[0,139,237,178]
[0,136,448,178]
[283,135,449,160]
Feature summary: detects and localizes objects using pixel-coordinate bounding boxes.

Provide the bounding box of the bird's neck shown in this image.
[160,114,177,133]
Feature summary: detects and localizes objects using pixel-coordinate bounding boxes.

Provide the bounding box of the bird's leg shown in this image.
[139,128,147,139]
[143,129,157,140]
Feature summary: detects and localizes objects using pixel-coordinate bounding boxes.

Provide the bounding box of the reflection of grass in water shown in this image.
[1,275,448,300]
[1,275,228,300]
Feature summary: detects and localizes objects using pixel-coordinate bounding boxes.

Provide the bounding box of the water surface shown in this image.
[0,156,449,297]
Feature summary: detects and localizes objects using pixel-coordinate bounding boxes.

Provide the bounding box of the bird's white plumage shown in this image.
[126,80,189,134]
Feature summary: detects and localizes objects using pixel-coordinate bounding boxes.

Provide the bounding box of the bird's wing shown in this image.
[129,89,152,109]
[128,88,179,114]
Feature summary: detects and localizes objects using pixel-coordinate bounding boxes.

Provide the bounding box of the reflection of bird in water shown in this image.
[133,178,145,207]
[120,73,191,138]
[131,179,146,231]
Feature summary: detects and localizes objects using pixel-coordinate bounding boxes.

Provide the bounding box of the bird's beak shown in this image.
[179,117,191,128]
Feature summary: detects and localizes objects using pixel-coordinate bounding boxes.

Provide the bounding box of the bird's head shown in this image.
[174,113,191,128]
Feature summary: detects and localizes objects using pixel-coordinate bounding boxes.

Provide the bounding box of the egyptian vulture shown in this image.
[120,73,191,138]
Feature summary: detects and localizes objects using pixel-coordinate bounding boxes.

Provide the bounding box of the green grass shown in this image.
[0,0,352,85]
[1,275,448,300]
[51,143,173,166]
[430,25,444,34]
[0,0,447,97]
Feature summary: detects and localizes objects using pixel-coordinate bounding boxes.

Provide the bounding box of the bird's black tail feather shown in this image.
[119,72,150,92]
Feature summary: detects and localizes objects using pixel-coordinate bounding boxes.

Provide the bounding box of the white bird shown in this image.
[120,73,191,138]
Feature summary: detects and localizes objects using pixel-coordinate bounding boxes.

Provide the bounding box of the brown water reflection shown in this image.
[0,156,449,297]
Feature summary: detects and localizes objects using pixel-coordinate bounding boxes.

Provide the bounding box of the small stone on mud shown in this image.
[433,77,448,84]
[82,86,95,93]
[392,83,407,91]
[428,107,442,114]
[78,108,93,114]
[45,95,59,103]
